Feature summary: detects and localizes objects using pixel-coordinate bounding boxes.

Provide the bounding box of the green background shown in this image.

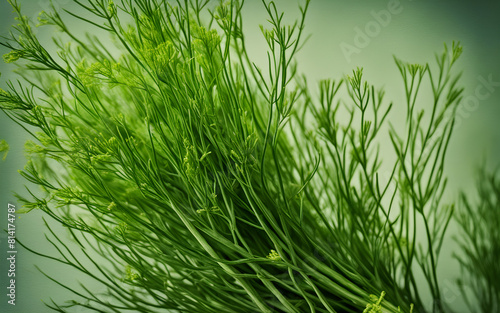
[1,0,499,312]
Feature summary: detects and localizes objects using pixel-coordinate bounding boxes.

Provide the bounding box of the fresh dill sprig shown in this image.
[455,169,500,313]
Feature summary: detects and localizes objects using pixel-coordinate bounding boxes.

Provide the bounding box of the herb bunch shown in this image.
[1,0,466,312]
[455,169,500,313]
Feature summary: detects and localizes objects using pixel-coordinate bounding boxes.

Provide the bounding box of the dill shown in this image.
[1,1,490,313]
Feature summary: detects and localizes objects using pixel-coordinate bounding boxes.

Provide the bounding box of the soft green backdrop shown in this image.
[1,0,498,312]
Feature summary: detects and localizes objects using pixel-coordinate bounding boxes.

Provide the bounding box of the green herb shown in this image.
[455,169,500,313]
[0,0,473,312]
[0,139,9,160]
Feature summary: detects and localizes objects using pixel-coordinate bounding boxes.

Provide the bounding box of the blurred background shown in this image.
[1,0,498,312]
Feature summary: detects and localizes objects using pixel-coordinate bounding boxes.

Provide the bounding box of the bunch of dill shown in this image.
[0,0,468,312]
